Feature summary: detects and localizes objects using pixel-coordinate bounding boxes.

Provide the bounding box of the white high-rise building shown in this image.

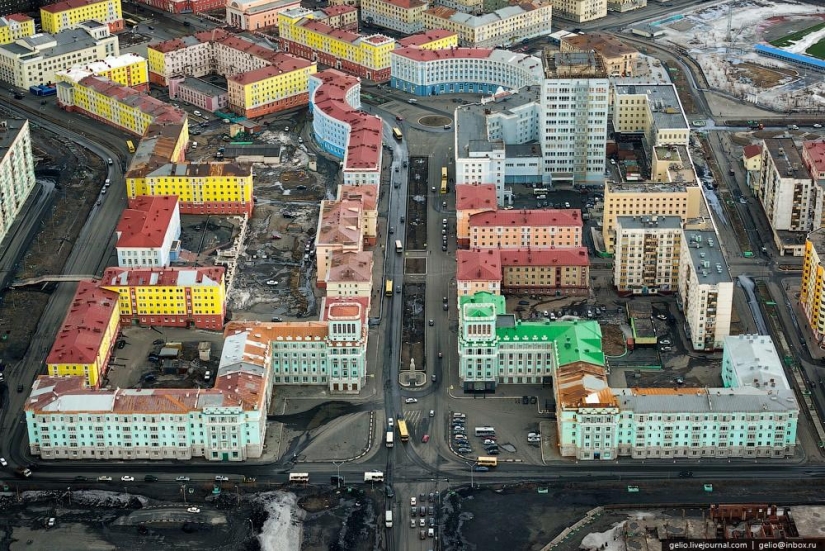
[541,51,608,186]
[0,119,35,245]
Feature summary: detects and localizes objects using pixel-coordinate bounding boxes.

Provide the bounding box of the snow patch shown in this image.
[580,521,626,551]
[257,491,304,551]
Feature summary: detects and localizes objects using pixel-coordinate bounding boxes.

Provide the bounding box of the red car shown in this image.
[422,434,430,443]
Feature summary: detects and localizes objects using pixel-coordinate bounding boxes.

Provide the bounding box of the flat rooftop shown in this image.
[455,86,540,159]
[545,51,606,78]
[764,138,804,177]
[179,77,226,96]
[684,230,731,284]
[614,83,687,130]
[0,119,28,151]
[617,215,682,230]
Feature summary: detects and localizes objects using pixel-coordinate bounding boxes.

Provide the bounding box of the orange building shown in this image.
[469,209,583,249]
[455,184,497,248]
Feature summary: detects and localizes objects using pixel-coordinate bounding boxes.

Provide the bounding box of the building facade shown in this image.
[361,0,427,34]
[456,184,497,247]
[63,53,149,91]
[0,14,34,45]
[390,47,544,96]
[115,195,181,268]
[131,0,224,14]
[100,267,227,330]
[325,250,374,297]
[541,52,608,186]
[226,0,301,30]
[226,54,316,118]
[800,228,825,344]
[0,23,118,88]
[613,215,682,294]
[278,7,394,81]
[308,69,383,186]
[40,0,124,34]
[678,230,733,351]
[757,138,814,233]
[0,119,35,247]
[612,83,690,158]
[548,0,605,22]
[46,281,120,388]
[168,76,229,113]
[314,199,364,285]
[422,2,553,48]
[469,209,582,248]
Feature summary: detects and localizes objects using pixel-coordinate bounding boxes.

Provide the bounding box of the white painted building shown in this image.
[613,215,682,294]
[0,119,36,246]
[115,195,181,268]
[758,138,815,233]
[721,334,789,391]
[678,230,733,351]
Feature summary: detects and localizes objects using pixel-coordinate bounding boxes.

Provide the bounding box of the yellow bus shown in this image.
[392,127,403,141]
[126,140,136,153]
[397,420,409,442]
[476,456,498,467]
[440,166,447,194]
[385,279,393,297]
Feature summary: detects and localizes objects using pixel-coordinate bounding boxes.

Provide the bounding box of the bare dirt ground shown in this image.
[728,62,797,88]
[601,324,626,356]
[0,131,107,362]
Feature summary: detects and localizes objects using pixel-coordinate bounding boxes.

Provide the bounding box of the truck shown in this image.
[747,120,763,130]
[386,431,394,448]
[385,510,393,528]
[364,471,384,483]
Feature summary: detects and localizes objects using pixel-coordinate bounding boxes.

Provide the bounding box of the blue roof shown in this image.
[754,44,825,71]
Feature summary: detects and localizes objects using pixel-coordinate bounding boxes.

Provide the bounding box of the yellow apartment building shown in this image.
[46,280,120,388]
[41,0,124,33]
[396,29,458,50]
[66,53,149,90]
[100,267,226,330]
[0,14,34,45]
[548,0,605,22]
[227,54,316,118]
[801,229,825,345]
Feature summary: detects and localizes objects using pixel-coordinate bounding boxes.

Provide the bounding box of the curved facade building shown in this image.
[309,69,383,186]
[390,47,544,96]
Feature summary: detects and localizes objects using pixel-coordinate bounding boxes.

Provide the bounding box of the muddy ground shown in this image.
[400,283,426,373]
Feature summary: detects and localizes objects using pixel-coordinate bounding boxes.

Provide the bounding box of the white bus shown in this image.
[395,240,403,253]
[385,510,393,528]
[386,431,394,447]
[474,426,496,437]
[289,473,310,483]
[364,471,385,482]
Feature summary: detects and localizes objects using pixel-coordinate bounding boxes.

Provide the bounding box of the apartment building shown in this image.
[325,250,373,297]
[457,247,590,296]
[308,69,383,186]
[456,184,497,247]
[601,180,702,253]
[560,33,637,76]
[146,33,211,86]
[556,333,797,460]
[0,23,118,88]
[612,83,690,159]
[100,266,226,330]
[541,52,609,186]
[0,119,35,247]
[132,0,224,14]
[613,215,681,295]
[339,185,378,245]
[45,281,120,388]
[61,53,148,91]
[422,1,553,48]
[678,230,733,351]
[115,196,181,268]
[227,54,316,118]
[27,327,273,461]
[226,0,301,30]
[457,291,605,390]
[315,199,364,286]
[390,47,544,96]
[56,74,186,137]
[396,29,457,49]
[469,209,582,249]
[361,0,427,34]
[803,140,825,231]
[168,76,228,113]
[800,228,825,344]
[0,13,33,45]
[758,138,813,233]
[278,7,394,81]
[548,0,605,22]
[40,0,124,34]
[606,0,644,12]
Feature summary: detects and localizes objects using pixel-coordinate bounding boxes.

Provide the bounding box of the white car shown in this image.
[121,476,134,482]
[193,110,202,117]
[47,518,55,527]
[405,398,418,404]
[0,457,6,467]
[410,496,417,506]
[215,476,229,481]
[176,476,191,482]
[187,507,201,513]
[410,519,416,528]
[814,123,823,128]
[97,476,112,481]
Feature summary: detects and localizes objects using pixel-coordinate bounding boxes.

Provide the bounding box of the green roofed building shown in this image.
[458,291,604,391]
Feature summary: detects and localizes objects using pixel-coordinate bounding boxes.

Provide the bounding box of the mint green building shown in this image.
[458,292,604,391]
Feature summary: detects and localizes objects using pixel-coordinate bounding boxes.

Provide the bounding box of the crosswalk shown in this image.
[401,410,429,435]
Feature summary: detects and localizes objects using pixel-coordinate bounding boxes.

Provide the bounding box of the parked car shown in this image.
[176,476,191,482]
[97,476,112,481]
[0,457,7,467]
[411,496,417,506]
[121,476,134,481]
[422,434,430,443]
[473,466,489,472]
[659,338,672,345]
[405,397,418,404]
[410,518,416,528]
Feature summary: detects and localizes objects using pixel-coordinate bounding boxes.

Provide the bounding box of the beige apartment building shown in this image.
[548,0,605,22]
[602,180,702,253]
[560,33,637,76]
[612,83,690,157]
[423,1,553,48]
[325,250,374,298]
[469,209,582,249]
[613,215,681,294]
[456,184,498,248]
[361,0,428,34]
[339,185,378,246]
[315,199,364,287]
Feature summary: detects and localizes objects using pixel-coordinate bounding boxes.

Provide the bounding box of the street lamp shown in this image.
[332,460,346,489]
[466,461,477,489]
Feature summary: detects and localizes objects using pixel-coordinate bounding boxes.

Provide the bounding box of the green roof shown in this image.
[459,292,506,318]
[495,320,605,367]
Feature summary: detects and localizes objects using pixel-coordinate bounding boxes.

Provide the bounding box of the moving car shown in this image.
[422,434,430,443]
[0,457,6,467]
[97,476,112,481]
[405,397,418,404]
[215,476,229,481]
[187,507,201,513]
[121,476,134,481]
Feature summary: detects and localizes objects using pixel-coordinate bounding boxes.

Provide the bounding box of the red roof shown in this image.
[6,13,32,21]
[393,46,493,62]
[46,280,119,365]
[320,5,357,16]
[397,30,455,47]
[500,247,590,267]
[303,18,360,43]
[470,209,582,228]
[311,69,382,172]
[117,196,178,248]
[100,266,225,287]
[228,54,313,85]
[373,0,425,8]
[456,249,502,281]
[321,296,370,322]
[77,75,186,124]
[742,144,762,159]
[803,141,825,174]
[456,184,497,210]
[41,0,109,13]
